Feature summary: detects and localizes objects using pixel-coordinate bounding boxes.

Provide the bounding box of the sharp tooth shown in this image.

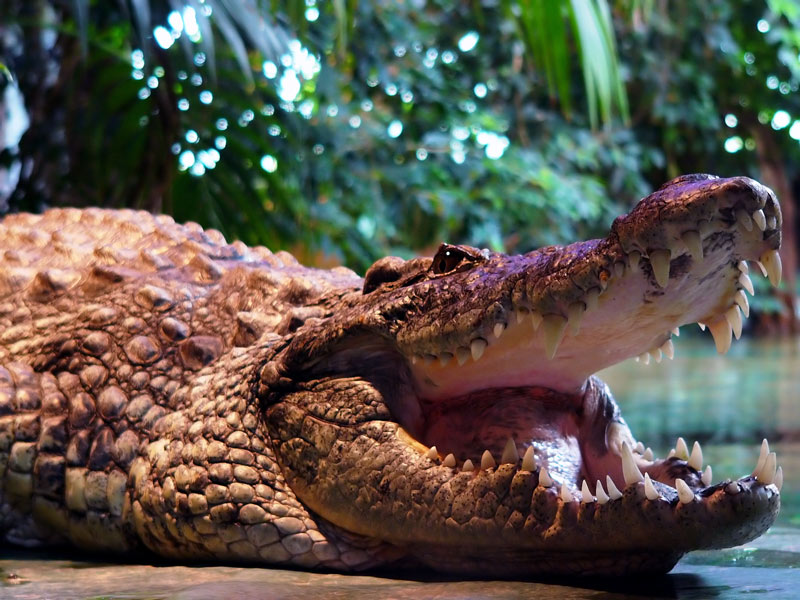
[560,484,573,503]
[493,322,505,339]
[539,468,553,487]
[581,481,594,503]
[595,480,610,504]
[480,449,496,470]
[739,272,755,296]
[698,322,706,331]
[605,475,623,500]
[585,288,600,311]
[668,448,676,458]
[411,355,419,365]
[638,352,651,365]
[567,302,585,336]
[455,347,470,366]
[752,209,767,231]
[754,439,769,475]
[628,250,641,271]
[707,317,732,354]
[515,307,529,324]
[775,466,784,491]
[462,459,474,472]
[756,261,768,277]
[643,447,654,461]
[675,437,690,460]
[621,442,645,485]
[426,446,438,460]
[635,441,645,454]
[760,249,782,287]
[442,453,456,468]
[541,314,567,359]
[531,311,543,330]
[470,338,487,361]
[644,473,660,500]
[651,348,663,363]
[672,327,680,336]
[688,441,704,470]
[501,438,519,464]
[767,215,777,229]
[737,210,754,231]
[738,260,749,274]
[758,452,777,484]
[681,230,703,261]
[726,305,743,339]
[439,352,453,367]
[734,290,750,318]
[675,478,694,504]
[701,465,712,486]
[649,249,671,288]
[614,261,625,277]
[521,446,536,471]
[661,339,675,360]
[726,481,741,495]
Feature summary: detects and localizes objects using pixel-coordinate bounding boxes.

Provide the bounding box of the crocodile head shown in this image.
[264,174,783,576]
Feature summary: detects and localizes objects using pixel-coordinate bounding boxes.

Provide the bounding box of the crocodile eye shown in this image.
[431,246,469,275]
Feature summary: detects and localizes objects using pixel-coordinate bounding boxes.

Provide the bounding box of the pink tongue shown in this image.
[420,387,585,485]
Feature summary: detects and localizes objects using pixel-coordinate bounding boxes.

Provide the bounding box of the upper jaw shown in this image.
[405,175,782,398]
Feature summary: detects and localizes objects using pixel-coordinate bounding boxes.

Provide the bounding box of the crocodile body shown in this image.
[0,174,783,576]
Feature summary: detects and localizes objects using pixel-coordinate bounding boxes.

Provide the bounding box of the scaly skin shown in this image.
[0,174,783,576]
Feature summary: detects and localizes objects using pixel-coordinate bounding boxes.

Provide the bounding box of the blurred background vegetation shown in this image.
[0,0,797,329]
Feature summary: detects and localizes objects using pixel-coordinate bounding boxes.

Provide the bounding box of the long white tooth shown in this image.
[541,314,567,359]
[708,317,732,354]
[621,442,645,485]
[567,302,585,336]
[688,441,704,470]
[605,475,623,500]
[480,449,496,470]
[767,215,777,229]
[439,352,452,366]
[560,484,573,503]
[635,441,645,454]
[698,322,706,331]
[643,447,654,461]
[775,466,784,491]
[530,310,543,331]
[521,446,536,471]
[701,465,712,486]
[649,249,671,288]
[759,452,777,484]
[760,249,782,287]
[675,478,694,504]
[738,260,749,274]
[757,261,768,277]
[726,481,741,495]
[443,453,456,468]
[752,209,767,231]
[501,438,519,464]
[739,272,755,296]
[455,347,470,366]
[581,481,594,503]
[644,473,660,500]
[539,467,553,487]
[651,348,663,363]
[675,437,690,460]
[638,352,650,365]
[681,230,703,261]
[668,448,676,458]
[726,305,743,339]
[661,339,675,360]
[462,459,474,472]
[628,250,641,271]
[737,210,754,231]
[426,446,438,460]
[470,338,487,361]
[515,307,529,324]
[493,322,505,339]
[734,290,750,318]
[754,439,769,475]
[595,480,610,504]
[584,288,600,311]
[672,327,680,336]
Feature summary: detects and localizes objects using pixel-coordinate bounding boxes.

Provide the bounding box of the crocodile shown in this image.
[0,174,783,577]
